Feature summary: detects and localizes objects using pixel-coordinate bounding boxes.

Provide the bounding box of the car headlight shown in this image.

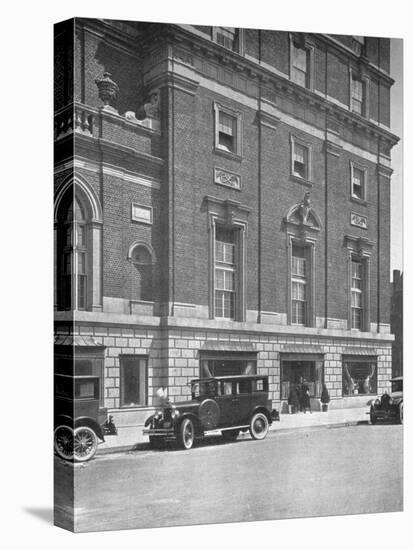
[171,409,180,419]
[374,399,380,407]
[155,411,163,420]
[388,397,393,405]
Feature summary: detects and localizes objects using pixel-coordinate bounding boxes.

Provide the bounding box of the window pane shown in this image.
[77,274,86,309]
[215,269,225,289]
[292,300,305,324]
[292,256,306,277]
[293,144,307,177]
[351,291,362,308]
[343,362,377,396]
[64,226,72,247]
[77,225,86,247]
[78,252,86,274]
[219,112,235,135]
[121,357,147,407]
[293,45,307,71]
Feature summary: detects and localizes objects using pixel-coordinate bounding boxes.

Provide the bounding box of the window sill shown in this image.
[214,147,242,162]
[290,174,313,187]
[350,197,368,207]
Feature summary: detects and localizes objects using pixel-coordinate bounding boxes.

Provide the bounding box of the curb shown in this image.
[96,419,369,458]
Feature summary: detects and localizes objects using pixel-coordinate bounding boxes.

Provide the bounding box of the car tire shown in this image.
[73,426,98,462]
[199,399,220,430]
[222,429,240,442]
[177,418,195,450]
[54,425,74,461]
[250,412,269,440]
[369,407,377,425]
[399,402,403,424]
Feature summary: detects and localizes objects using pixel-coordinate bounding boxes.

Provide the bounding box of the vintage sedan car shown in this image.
[369,376,403,425]
[143,375,279,449]
[54,374,117,462]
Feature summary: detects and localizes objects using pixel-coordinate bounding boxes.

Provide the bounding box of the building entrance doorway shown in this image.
[280,357,323,400]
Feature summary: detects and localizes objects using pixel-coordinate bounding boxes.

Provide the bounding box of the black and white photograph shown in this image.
[2,0,410,547]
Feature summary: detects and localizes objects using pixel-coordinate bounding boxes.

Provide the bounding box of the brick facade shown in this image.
[54,19,398,424]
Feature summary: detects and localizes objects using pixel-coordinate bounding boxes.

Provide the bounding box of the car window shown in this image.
[191,380,217,398]
[252,379,266,392]
[237,380,251,394]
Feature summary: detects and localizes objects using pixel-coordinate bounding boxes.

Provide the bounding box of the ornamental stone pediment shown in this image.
[284,192,322,235]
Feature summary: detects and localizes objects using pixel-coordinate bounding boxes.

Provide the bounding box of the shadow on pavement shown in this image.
[23,507,53,524]
[129,434,256,453]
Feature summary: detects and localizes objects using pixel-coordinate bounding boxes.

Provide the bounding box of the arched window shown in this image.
[130,245,153,302]
[61,197,88,309]
[55,177,102,311]
[58,194,89,309]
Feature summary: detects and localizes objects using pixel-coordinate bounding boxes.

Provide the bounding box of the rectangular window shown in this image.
[215,228,237,319]
[343,360,377,396]
[351,75,365,115]
[200,355,257,377]
[218,111,236,153]
[215,27,236,50]
[291,245,307,325]
[351,260,363,329]
[293,143,308,178]
[291,136,311,181]
[291,42,309,87]
[214,103,242,157]
[351,165,365,200]
[120,356,147,407]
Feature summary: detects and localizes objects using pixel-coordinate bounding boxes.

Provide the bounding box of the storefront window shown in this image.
[342,359,377,396]
[200,353,257,377]
[120,355,147,407]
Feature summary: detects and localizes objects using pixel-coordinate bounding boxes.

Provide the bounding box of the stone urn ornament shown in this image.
[95,72,119,111]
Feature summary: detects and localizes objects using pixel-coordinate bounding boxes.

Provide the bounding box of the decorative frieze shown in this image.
[214,167,241,190]
[173,46,194,66]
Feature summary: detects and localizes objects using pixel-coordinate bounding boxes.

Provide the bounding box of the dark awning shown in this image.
[342,348,377,356]
[280,345,324,354]
[54,334,105,347]
[201,342,256,353]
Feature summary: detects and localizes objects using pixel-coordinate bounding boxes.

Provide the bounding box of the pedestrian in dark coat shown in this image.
[301,380,312,413]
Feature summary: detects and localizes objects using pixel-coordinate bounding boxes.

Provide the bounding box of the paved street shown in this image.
[55,424,403,532]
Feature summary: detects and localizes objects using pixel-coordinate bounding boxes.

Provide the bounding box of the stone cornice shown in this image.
[318,34,394,86]
[160,25,399,151]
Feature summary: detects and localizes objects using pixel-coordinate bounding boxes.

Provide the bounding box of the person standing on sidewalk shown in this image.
[302,379,312,414]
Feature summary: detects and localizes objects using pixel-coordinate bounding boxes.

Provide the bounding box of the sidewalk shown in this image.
[97,406,370,456]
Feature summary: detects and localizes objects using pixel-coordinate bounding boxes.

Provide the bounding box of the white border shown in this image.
[2,2,408,550]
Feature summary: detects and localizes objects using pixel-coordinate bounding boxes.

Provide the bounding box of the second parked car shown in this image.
[143,375,279,449]
[369,376,403,425]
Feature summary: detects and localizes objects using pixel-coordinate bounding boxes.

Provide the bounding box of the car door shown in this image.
[232,379,252,425]
[215,380,239,428]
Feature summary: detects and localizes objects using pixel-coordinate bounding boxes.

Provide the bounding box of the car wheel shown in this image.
[369,407,377,425]
[178,418,195,450]
[250,412,269,440]
[73,426,98,462]
[399,403,403,424]
[222,429,240,442]
[199,399,220,430]
[54,425,74,461]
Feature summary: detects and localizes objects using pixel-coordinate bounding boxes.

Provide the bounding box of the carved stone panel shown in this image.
[214,167,241,190]
[350,212,368,229]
